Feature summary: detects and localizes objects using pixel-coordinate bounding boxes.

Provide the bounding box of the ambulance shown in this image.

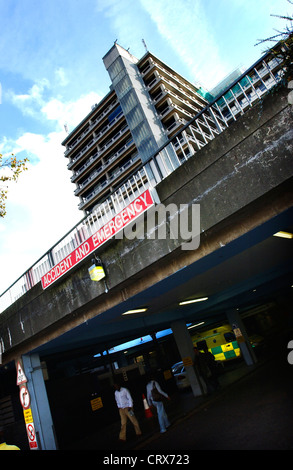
[191,324,241,362]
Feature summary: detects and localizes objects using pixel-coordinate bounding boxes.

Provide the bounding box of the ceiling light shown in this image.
[122,308,148,315]
[187,321,205,329]
[179,297,208,306]
[273,231,293,239]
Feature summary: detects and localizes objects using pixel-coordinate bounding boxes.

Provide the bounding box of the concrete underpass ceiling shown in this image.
[34,208,293,359]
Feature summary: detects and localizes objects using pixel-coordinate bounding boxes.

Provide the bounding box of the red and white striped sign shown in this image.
[41,189,155,289]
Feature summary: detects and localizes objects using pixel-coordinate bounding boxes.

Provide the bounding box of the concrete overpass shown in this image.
[1,85,292,358]
[0,85,292,450]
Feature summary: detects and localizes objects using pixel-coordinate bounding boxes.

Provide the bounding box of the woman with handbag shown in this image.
[146,374,171,433]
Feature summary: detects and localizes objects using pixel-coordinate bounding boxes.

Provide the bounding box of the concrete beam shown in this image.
[1,88,292,363]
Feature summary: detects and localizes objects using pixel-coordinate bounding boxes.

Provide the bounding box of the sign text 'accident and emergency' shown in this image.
[41,189,155,289]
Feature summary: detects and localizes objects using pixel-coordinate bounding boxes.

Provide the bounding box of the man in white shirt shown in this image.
[114,382,142,441]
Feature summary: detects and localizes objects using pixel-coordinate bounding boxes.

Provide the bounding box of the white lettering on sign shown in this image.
[75,242,90,262]
[41,189,155,289]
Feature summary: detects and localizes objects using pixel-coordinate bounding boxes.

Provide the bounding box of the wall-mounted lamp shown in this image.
[88,257,106,281]
[88,256,108,294]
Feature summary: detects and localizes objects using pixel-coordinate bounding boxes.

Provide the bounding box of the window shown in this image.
[108,105,122,124]
[224,332,236,342]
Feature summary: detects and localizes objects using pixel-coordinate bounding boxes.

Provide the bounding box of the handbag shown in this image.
[151,381,162,401]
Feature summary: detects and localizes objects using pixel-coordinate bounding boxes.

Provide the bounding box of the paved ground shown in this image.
[70,332,293,452]
[135,354,293,451]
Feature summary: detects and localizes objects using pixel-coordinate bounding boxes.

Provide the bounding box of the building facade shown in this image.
[63,43,283,217]
[0,40,285,313]
[62,43,208,215]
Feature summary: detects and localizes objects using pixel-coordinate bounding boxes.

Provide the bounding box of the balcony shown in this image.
[64,98,119,156]
[165,117,188,135]
[141,58,206,105]
[159,102,194,122]
[78,152,140,210]
[71,152,100,182]
[68,117,128,171]
[74,139,136,195]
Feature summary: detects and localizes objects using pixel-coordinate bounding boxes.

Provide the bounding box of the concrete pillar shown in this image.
[22,353,57,450]
[171,321,203,397]
[226,309,257,366]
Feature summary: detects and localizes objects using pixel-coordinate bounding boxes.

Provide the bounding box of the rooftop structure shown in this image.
[62,43,208,214]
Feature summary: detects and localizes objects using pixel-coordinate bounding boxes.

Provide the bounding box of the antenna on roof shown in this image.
[64,123,69,134]
[142,39,148,52]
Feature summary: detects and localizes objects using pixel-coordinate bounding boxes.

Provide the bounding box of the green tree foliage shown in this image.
[0,154,29,217]
[256,0,293,84]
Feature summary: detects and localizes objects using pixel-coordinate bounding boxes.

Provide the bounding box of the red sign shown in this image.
[19,385,30,409]
[26,423,38,449]
[41,189,155,289]
[16,361,27,386]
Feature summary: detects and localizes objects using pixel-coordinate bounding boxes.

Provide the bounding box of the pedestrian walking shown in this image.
[146,374,170,433]
[193,346,210,393]
[193,345,219,394]
[201,344,220,392]
[114,381,142,442]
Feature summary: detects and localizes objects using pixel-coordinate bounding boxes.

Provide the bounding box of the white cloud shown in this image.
[7,78,50,118]
[55,67,69,87]
[0,82,103,292]
[95,0,149,56]
[7,74,103,132]
[139,0,228,89]
[2,130,79,231]
[41,91,103,130]
[0,128,81,291]
[96,0,230,89]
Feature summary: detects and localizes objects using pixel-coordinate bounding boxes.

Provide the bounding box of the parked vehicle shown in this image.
[171,362,190,389]
[172,324,264,390]
[191,324,241,362]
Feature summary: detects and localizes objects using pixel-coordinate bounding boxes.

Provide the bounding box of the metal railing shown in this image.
[0,49,284,313]
[64,98,119,156]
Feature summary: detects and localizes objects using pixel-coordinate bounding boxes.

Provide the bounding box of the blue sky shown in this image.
[0,0,292,294]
